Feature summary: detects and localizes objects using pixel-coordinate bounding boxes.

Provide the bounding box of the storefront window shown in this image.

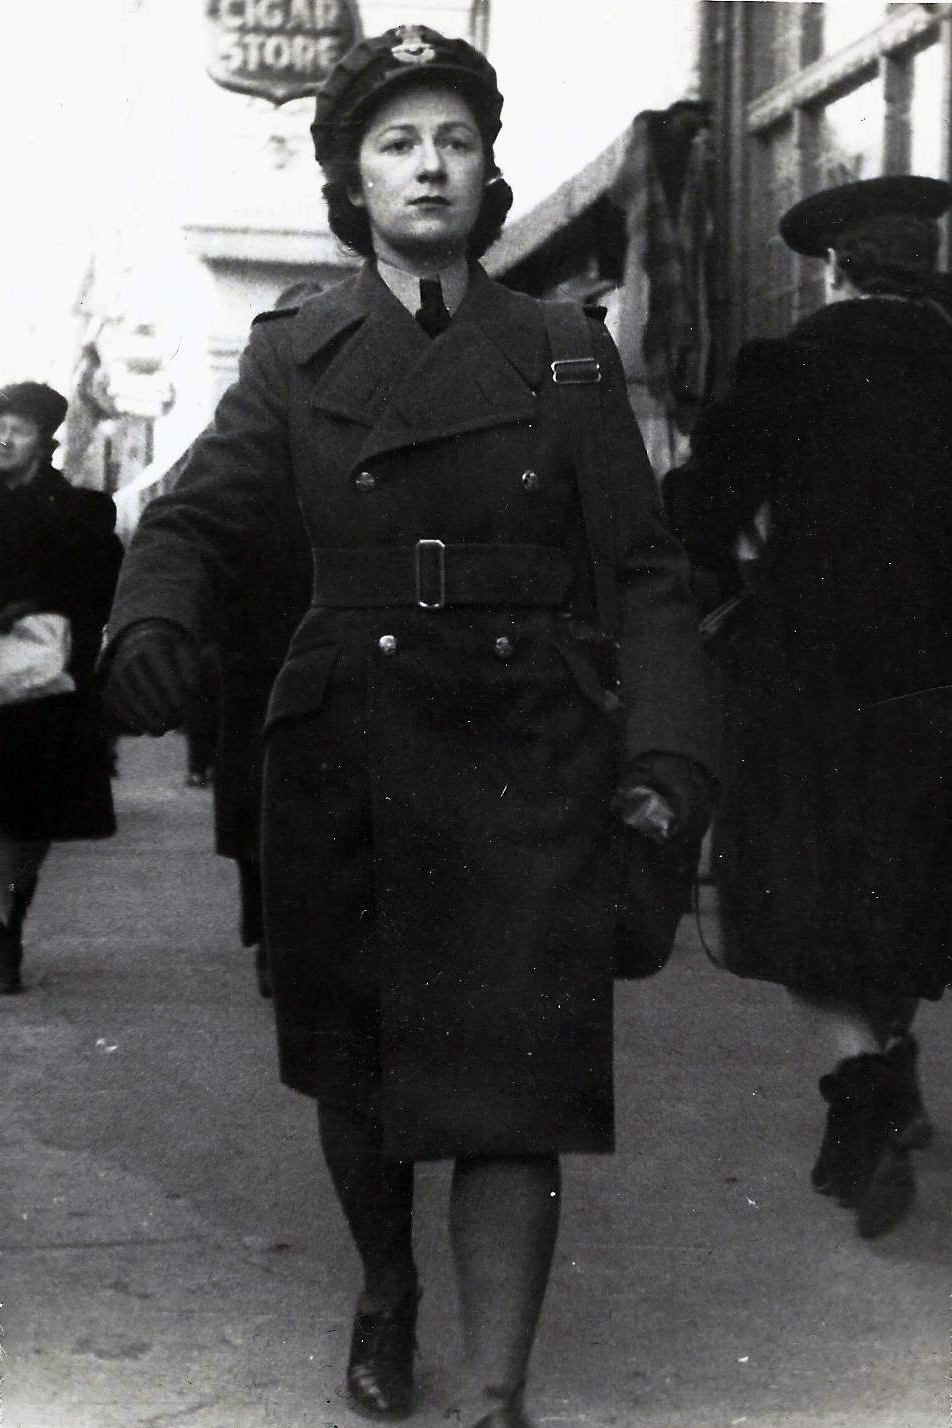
[909,41,947,178]
[748,3,800,96]
[820,0,890,56]
[749,122,798,336]
[812,78,884,186]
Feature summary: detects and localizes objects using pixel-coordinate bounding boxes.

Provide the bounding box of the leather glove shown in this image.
[103,619,202,735]
[616,753,715,846]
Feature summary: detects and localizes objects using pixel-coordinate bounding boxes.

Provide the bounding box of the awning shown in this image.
[485,131,632,288]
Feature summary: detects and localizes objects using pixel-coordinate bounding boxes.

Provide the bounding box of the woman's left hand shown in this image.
[616,785,678,844]
[616,753,715,845]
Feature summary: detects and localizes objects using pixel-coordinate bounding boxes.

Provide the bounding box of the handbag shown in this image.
[541,301,701,979]
[0,612,75,706]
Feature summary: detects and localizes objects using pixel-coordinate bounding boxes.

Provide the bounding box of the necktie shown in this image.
[415,278,452,337]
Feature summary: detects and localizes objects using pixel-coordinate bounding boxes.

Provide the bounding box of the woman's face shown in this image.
[0,413,43,485]
[351,84,486,269]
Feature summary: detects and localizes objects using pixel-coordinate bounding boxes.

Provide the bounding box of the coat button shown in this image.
[521,469,541,493]
[494,636,514,660]
[354,470,376,492]
[378,634,398,655]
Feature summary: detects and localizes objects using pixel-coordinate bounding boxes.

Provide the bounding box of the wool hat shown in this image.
[311,24,503,167]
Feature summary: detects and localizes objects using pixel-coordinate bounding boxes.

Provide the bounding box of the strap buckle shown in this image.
[551,357,601,385]
[415,539,446,609]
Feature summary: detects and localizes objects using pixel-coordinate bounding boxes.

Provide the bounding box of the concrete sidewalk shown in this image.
[1,734,949,1428]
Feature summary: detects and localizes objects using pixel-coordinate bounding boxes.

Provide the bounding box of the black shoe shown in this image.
[253,944,272,999]
[813,1050,917,1237]
[346,1285,418,1420]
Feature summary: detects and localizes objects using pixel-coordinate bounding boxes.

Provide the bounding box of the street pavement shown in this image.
[1,734,949,1428]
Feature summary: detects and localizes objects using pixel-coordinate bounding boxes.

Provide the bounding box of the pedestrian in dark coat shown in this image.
[0,382,123,992]
[102,27,712,1427]
[674,175,952,1241]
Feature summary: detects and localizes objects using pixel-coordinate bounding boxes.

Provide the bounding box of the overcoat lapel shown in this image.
[294,263,547,468]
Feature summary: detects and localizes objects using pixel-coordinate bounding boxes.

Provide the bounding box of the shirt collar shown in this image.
[374,255,470,317]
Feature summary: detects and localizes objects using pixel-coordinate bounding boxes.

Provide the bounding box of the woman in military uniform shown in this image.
[103,27,711,1427]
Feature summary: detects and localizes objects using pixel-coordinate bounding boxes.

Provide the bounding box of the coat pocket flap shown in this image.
[264,644,341,731]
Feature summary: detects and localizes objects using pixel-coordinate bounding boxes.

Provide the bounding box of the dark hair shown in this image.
[319,77,513,260]
[836,213,940,291]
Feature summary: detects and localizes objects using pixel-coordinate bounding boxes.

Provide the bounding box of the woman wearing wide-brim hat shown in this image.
[103,26,712,1426]
[669,174,952,1242]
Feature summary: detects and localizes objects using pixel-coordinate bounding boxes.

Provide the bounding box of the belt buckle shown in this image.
[551,357,601,384]
[415,539,446,609]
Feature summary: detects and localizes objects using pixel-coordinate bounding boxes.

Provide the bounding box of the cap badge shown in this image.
[390,26,437,65]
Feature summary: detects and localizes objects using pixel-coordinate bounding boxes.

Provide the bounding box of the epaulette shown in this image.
[583,303,608,322]
[252,305,300,327]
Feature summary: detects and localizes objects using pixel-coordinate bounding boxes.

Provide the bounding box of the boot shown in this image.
[812,1052,916,1238]
[346,1283,419,1420]
[854,1036,923,1240]
[887,1032,934,1149]
[811,1054,887,1203]
[0,876,37,995]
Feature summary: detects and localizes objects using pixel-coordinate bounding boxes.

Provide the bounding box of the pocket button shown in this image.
[378,634,398,655]
[494,636,514,660]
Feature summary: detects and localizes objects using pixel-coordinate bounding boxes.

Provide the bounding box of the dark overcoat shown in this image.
[211,490,312,863]
[685,293,952,1002]
[1,468,122,841]
[106,263,710,1160]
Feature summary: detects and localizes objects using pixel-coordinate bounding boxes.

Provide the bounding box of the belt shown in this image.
[311,542,574,610]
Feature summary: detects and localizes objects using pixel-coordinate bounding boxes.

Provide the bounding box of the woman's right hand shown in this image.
[103,620,202,735]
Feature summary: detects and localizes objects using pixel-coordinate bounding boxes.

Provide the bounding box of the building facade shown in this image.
[75,2,951,529]
[707,1,952,368]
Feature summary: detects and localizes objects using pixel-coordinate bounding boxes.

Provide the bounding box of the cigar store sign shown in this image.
[206,0,362,104]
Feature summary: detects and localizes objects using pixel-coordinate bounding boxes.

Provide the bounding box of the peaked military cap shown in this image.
[311,24,503,167]
[780,175,951,256]
[0,381,68,434]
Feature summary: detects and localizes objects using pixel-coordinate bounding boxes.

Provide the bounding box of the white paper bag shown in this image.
[0,613,75,706]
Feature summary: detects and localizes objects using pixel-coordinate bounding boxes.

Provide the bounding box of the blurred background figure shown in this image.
[0,382,123,993]
[666,175,952,1240]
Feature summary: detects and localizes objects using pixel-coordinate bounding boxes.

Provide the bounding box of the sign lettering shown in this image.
[206,0,360,104]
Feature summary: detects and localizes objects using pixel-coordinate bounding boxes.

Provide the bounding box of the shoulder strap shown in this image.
[540,301,621,636]
[251,304,300,327]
